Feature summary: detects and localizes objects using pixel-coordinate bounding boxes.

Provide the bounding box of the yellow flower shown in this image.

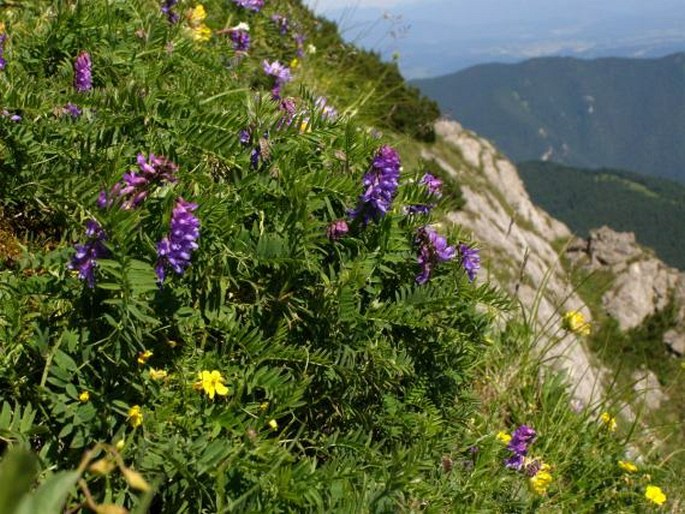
[193,370,229,399]
[268,419,278,430]
[149,368,168,381]
[0,22,5,34]
[137,350,153,365]
[290,58,300,69]
[529,464,553,495]
[645,485,667,506]
[79,391,90,403]
[563,310,591,336]
[496,431,512,444]
[128,405,143,428]
[115,438,125,451]
[191,24,212,42]
[600,412,617,432]
[618,460,638,473]
[187,5,207,24]
[299,119,310,133]
[260,401,269,411]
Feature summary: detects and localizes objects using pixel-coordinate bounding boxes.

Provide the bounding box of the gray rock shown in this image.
[631,369,667,410]
[664,329,685,356]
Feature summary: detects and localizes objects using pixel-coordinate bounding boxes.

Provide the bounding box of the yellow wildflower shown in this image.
[299,119,310,133]
[128,405,143,428]
[187,5,207,24]
[115,438,125,451]
[0,22,5,34]
[600,412,617,432]
[563,310,591,336]
[645,485,667,506]
[268,419,278,430]
[193,370,229,399]
[137,350,153,365]
[79,391,90,403]
[618,460,638,473]
[529,464,553,495]
[191,24,212,42]
[496,431,512,444]
[148,368,168,381]
[260,401,269,411]
[290,58,300,69]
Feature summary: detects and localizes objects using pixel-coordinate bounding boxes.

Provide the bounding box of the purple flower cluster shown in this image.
[277,97,297,128]
[407,172,443,214]
[0,32,7,70]
[228,28,250,52]
[505,425,536,471]
[1,110,21,122]
[98,153,178,210]
[271,14,289,35]
[327,219,349,241]
[294,33,306,57]
[350,145,401,225]
[315,96,338,121]
[415,226,456,285]
[233,0,264,12]
[63,102,82,118]
[155,198,200,283]
[262,60,292,98]
[69,220,109,288]
[73,51,92,92]
[161,0,180,24]
[459,243,480,282]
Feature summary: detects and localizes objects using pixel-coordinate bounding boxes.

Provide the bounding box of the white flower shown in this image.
[306,44,317,54]
[233,22,250,32]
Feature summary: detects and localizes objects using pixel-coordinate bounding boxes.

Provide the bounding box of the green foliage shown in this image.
[413,54,685,182]
[520,160,685,270]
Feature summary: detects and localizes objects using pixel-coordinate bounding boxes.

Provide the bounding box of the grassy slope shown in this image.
[0,0,681,511]
[412,54,685,183]
[518,160,685,270]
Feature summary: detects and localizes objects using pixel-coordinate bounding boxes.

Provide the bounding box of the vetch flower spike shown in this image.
[73,51,92,92]
[350,145,402,225]
[415,226,456,285]
[155,198,200,283]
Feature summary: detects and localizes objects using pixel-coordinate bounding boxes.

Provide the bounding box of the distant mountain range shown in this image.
[518,161,685,270]
[413,53,685,183]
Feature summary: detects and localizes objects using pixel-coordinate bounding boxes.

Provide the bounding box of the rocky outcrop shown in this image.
[426,120,605,405]
[568,226,685,355]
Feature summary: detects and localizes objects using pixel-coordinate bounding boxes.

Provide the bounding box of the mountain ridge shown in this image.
[412,52,685,182]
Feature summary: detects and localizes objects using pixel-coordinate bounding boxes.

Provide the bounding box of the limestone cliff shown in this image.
[424,120,604,404]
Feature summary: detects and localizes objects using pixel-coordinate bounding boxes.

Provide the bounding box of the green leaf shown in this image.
[0,448,38,514]
[15,470,80,514]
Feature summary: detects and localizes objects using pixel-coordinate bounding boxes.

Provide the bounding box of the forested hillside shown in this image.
[413,53,685,183]
[519,161,685,269]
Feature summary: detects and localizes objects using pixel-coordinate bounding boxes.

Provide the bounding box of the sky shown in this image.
[304,0,685,78]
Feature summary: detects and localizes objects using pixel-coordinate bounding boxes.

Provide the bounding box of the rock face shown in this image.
[631,369,667,410]
[568,226,685,355]
[426,120,605,405]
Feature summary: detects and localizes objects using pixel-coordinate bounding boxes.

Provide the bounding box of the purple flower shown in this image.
[99,153,178,210]
[262,60,292,99]
[233,0,264,12]
[73,51,92,92]
[155,198,200,283]
[161,0,180,24]
[504,425,537,470]
[458,243,480,282]
[277,98,296,128]
[315,96,338,121]
[239,129,251,145]
[64,102,82,118]
[2,110,21,122]
[327,219,349,241]
[228,28,250,52]
[350,145,401,225]
[293,33,306,57]
[415,226,456,285]
[69,219,109,288]
[420,173,443,197]
[271,14,289,35]
[407,172,443,214]
[0,33,7,70]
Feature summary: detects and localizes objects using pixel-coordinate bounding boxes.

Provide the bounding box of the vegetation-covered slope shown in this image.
[413,53,685,183]
[519,160,685,270]
[0,1,678,512]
